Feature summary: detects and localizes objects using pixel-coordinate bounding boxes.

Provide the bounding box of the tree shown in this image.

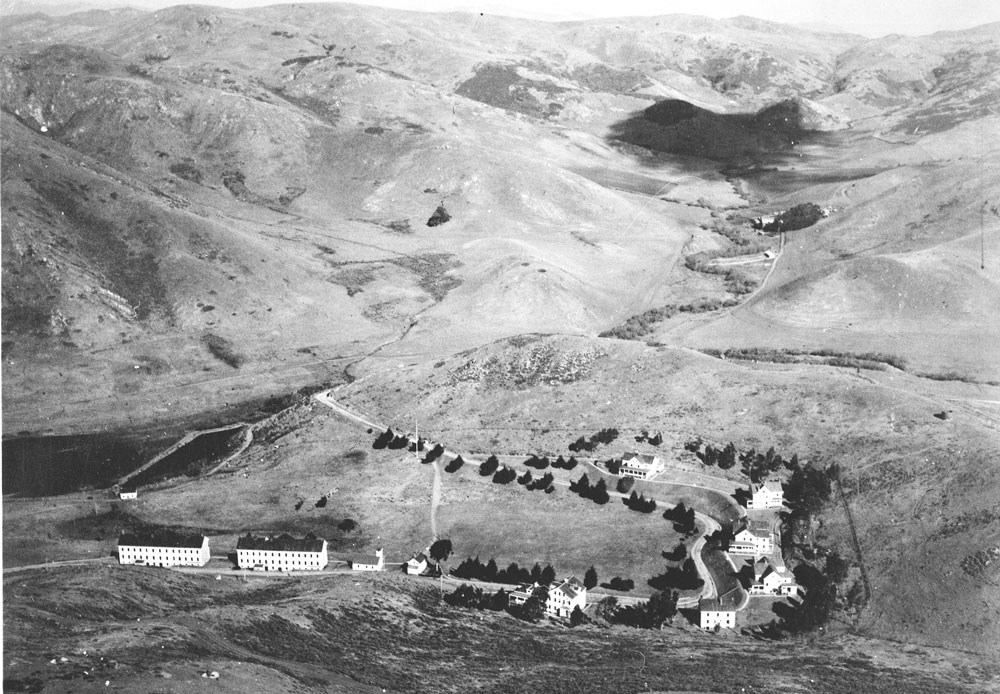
[517,470,533,485]
[825,550,849,584]
[372,427,394,449]
[445,455,464,473]
[606,458,622,475]
[483,558,498,582]
[490,588,509,611]
[429,539,453,563]
[570,605,587,627]
[518,594,545,622]
[646,590,678,628]
[595,596,619,622]
[479,456,500,476]
[591,478,610,504]
[338,518,357,532]
[719,442,738,469]
[530,563,543,583]
[492,466,517,484]
[648,432,663,446]
[540,564,556,585]
[584,566,598,590]
[616,476,635,494]
[570,473,592,497]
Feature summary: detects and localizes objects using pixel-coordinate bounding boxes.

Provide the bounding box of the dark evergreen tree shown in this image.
[584,566,598,590]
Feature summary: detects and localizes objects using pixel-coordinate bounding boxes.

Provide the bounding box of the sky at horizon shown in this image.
[8,0,1000,37]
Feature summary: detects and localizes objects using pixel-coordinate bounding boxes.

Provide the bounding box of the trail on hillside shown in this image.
[430,459,442,540]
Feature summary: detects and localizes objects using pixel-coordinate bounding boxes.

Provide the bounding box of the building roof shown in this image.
[752,478,784,493]
[236,533,325,552]
[407,553,428,565]
[351,550,383,565]
[622,452,659,465]
[551,576,585,600]
[118,529,206,548]
[704,587,744,611]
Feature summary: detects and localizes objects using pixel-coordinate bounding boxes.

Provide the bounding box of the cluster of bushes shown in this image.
[634,430,663,446]
[648,558,703,592]
[201,333,246,369]
[517,470,555,492]
[479,455,501,476]
[568,428,618,452]
[662,502,697,534]
[444,455,464,473]
[593,591,679,629]
[599,298,740,340]
[724,268,757,295]
[372,427,412,450]
[523,455,549,469]
[600,577,635,592]
[688,439,800,481]
[422,443,445,464]
[623,491,657,513]
[662,542,687,562]
[569,473,610,504]
[700,346,907,372]
[492,466,518,484]
[523,454,579,470]
[763,202,824,232]
[452,557,557,585]
[444,584,508,611]
[682,255,761,295]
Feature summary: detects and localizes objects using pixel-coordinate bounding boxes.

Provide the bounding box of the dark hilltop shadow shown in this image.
[607,98,825,169]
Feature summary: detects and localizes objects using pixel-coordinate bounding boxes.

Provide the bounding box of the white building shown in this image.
[619,452,665,480]
[118,490,138,500]
[236,533,328,571]
[508,582,542,608]
[508,578,587,618]
[547,577,587,617]
[405,551,429,575]
[699,597,736,631]
[730,522,774,555]
[350,547,384,571]
[117,531,210,567]
[748,558,799,596]
[746,479,784,509]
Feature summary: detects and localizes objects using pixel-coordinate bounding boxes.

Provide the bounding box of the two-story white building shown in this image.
[117,530,210,567]
[619,452,665,480]
[508,577,587,618]
[699,596,736,631]
[730,521,774,556]
[747,558,799,596]
[547,577,587,617]
[236,533,328,571]
[350,547,384,571]
[746,479,784,509]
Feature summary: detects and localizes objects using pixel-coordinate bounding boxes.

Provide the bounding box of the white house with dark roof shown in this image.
[619,452,665,480]
[118,490,138,500]
[730,521,774,555]
[350,547,384,571]
[748,557,799,596]
[547,576,586,617]
[746,478,784,509]
[236,533,328,571]
[117,530,210,567]
[405,551,429,575]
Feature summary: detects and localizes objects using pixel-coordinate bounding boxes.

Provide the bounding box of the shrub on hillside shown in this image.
[764,202,823,232]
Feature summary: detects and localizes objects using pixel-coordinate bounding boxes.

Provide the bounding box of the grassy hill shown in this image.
[2,5,999,691]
